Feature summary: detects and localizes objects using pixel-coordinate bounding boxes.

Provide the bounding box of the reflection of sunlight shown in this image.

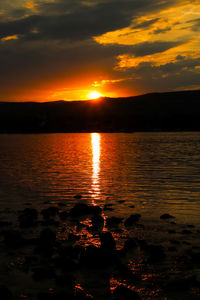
[91,133,101,200]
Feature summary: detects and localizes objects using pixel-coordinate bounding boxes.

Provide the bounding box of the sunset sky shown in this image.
[0,0,200,101]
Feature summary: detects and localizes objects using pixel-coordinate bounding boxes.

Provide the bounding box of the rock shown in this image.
[91,215,104,231]
[113,286,141,300]
[56,274,76,287]
[40,219,59,227]
[160,213,175,220]
[0,285,14,300]
[168,230,176,234]
[181,229,192,234]
[59,211,69,221]
[18,208,38,228]
[0,221,12,227]
[69,203,101,217]
[74,194,82,199]
[32,267,56,281]
[168,246,177,252]
[80,244,116,268]
[142,244,165,262]
[124,214,141,227]
[100,232,116,252]
[41,207,59,219]
[106,217,123,228]
[4,230,25,248]
[40,228,56,243]
[123,238,138,253]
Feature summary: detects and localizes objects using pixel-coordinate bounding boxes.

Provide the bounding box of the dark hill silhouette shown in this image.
[0,90,200,133]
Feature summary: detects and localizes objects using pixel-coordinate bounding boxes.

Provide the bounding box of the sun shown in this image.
[87,91,102,100]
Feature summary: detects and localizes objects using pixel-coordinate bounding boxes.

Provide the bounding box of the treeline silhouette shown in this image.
[0,90,200,133]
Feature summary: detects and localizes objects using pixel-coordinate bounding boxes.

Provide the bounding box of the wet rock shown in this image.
[124,214,141,227]
[91,215,104,231]
[0,221,12,227]
[142,244,165,262]
[113,286,141,300]
[168,230,176,234]
[40,228,56,243]
[160,213,175,220]
[0,285,14,300]
[69,203,101,218]
[41,207,59,219]
[56,273,76,287]
[4,230,25,248]
[123,238,138,253]
[80,244,116,268]
[40,219,59,227]
[100,232,116,252]
[18,208,38,228]
[187,224,195,228]
[106,217,123,228]
[74,194,82,199]
[32,267,56,281]
[168,246,177,252]
[170,240,180,245]
[181,229,192,234]
[59,211,68,220]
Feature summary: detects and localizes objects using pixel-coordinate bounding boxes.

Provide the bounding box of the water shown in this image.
[1,132,200,223]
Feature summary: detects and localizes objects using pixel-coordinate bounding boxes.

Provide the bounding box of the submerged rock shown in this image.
[18,208,38,228]
[69,203,101,218]
[124,214,141,227]
[160,213,175,220]
[41,207,59,219]
[106,217,123,228]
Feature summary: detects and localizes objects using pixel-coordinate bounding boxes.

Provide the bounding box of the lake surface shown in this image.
[1,132,200,224]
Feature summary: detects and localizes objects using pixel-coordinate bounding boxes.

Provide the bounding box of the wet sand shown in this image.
[0,198,200,300]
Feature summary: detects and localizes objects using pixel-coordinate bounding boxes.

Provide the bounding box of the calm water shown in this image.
[0,132,200,223]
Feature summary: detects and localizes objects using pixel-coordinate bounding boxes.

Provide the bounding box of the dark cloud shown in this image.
[153,26,171,34]
[0,0,176,41]
[131,18,160,30]
[129,41,183,57]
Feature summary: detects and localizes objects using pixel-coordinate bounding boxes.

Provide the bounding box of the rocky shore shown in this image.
[0,198,200,299]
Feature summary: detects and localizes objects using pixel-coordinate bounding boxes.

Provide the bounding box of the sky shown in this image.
[0,0,200,101]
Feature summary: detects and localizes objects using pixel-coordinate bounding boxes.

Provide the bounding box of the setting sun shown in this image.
[87,91,102,100]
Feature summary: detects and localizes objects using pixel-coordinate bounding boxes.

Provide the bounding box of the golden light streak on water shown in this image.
[91,133,101,200]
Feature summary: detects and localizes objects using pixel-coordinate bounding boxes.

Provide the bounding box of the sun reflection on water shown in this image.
[91,133,101,200]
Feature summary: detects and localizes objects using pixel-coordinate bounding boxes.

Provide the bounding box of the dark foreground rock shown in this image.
[124,214,141,227]
[113,286,141,300]
[69,203,102,217]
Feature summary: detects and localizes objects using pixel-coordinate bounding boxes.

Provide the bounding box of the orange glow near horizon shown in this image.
[91,133,101,200]
[87,91,103,100]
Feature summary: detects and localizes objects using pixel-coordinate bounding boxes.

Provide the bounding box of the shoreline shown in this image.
[0,199,200,299]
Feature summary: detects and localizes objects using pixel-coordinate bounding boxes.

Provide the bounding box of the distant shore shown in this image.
[0,90,200,133]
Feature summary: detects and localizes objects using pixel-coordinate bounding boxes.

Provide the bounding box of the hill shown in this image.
[0,90,200,133]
